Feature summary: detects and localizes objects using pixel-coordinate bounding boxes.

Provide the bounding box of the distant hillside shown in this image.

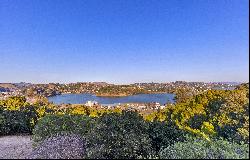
[13,82,32,88]
[0,83,17,89]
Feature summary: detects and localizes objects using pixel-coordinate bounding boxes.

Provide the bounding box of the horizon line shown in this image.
[0,81,246,85]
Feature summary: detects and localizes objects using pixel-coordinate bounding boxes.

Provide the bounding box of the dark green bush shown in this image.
[0,113,10,135]
[32,114,95,146]
[84,110,155,159]
[216,124,243,143]
[0,110,34,135]
[159,137,249,159]
[148,120,187,153]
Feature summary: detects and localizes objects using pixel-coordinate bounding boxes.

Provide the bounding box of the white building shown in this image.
[85,101,98,107]
[160,105,166,109]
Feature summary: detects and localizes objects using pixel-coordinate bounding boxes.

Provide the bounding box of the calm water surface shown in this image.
[48,93,175,105]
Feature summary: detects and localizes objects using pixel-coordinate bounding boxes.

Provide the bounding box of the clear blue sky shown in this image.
[0,0,249,84]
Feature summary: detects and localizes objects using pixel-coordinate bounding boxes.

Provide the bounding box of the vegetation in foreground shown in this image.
[0,83,249,159]
[159,137,249,159]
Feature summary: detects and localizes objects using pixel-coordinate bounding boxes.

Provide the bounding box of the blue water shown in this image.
[48,93,175,105]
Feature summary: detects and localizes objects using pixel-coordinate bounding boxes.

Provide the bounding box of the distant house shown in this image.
[160,105,165,109]
[85,101,99,107]
[138,105,146,110]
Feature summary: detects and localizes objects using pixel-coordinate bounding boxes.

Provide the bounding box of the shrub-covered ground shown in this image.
[159,137,249,159]
[31,111,187,159]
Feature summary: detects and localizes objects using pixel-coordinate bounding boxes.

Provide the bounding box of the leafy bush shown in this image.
[0,113,9,135]
[0,110,34,135]
[32,114,95,146]
[148,120,187,153]
[159,137,249,159]
[85,110,155,159]
[0,97,39,135]
[1,96,27,110]
[164,88,249,142]
[28,134,86,159]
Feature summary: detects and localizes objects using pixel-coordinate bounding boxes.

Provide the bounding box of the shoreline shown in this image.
[95,92,168,97]
[47,91,170,98]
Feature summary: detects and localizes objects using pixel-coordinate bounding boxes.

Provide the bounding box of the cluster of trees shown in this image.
[173,87,202,103]
[145,83,249,143]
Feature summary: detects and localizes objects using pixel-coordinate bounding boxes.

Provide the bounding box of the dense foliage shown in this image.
[84,111,154,159]
[159,137,249,159]
[0,97,37,135]
[32,114,95,146]
[147,120,187,153]
[0,109,34,135]
[31,111,187,158]
[147,83,249,143]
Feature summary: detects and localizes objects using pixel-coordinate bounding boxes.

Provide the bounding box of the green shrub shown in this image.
[159,137,249,159]
[85,110,155,159]
[0,110,33,135]
[217,124,243,143]
[0,98,39,136]
[148,120,187,153]
[0,113,10,135]
[32,114,95,146]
